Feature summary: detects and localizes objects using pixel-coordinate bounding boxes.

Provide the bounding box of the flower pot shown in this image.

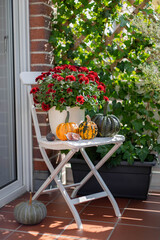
[48,106,85,137]
[70,158,156,200]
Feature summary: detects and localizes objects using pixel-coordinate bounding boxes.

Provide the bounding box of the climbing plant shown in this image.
[49,0,160,164]
[50,0,155,72]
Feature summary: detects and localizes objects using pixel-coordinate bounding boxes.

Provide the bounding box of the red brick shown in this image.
[36,109,48,113]
[32,124,51,136]
[30,3,52,16]
[31,109,48,118]
[31,65,52,71]
[31,41,52,52]
[30,16,51,29]
[31,53,51,64]
[30,0,50,3]
[37,113,49,124]
[33,148,54,159]
[32,136,39,147]
[33,161,48,171]
[31,112,45,125]
[33,148,42,159]
[30,28,51,40]
[33,151,61,170]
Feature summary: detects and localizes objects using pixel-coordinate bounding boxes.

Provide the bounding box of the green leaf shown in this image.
[119,15,129,27]
[136,147,149,162]
[132,120,143,131]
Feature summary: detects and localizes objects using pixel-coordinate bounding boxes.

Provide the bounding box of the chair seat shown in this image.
[39,135,125,150]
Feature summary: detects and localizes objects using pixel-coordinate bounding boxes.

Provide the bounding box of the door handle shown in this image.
[4,36,8,53]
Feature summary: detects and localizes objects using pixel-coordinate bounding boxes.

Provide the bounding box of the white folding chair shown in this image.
[20,71,125,229]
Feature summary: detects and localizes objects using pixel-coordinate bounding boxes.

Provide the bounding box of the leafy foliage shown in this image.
[49,0,160,165]
[131,14,160,94]
[97,73,160,164]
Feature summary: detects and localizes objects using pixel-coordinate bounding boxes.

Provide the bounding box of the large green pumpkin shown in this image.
[92,103,121,137]
[92,114,120,137]
[14,193,47,225]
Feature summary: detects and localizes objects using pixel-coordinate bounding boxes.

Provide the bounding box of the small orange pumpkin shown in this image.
[56,111,79,141]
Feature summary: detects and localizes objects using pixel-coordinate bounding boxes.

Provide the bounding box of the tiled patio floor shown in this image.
[0,190,160,240]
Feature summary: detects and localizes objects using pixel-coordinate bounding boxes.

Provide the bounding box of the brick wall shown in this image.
[29,0,59,191]
[29,0,53,72]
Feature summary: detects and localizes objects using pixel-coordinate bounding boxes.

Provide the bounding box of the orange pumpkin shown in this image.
[56,111,79,141]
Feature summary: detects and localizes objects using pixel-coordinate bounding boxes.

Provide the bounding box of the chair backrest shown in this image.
[20,72,42,142]
[20,72,41,85]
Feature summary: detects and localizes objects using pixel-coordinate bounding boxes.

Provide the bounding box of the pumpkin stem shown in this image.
[86,115,91,122]
[103,102,108,115]
[65,111,70,123]
[29,192,32,205]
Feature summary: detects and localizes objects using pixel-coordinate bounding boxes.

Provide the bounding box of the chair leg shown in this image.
[32,147,77,200]
[71,144,121,198]
[54,176,83,229]
[33,146,83,229]
[71,146,121,217]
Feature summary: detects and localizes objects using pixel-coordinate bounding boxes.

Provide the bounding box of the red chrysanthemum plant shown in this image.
[30,64,109,112]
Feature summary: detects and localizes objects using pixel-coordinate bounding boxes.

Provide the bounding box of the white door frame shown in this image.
[14,0,33,190]
[0,0,32,207]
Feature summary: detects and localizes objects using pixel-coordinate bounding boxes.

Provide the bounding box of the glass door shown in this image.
[0,0,17,189]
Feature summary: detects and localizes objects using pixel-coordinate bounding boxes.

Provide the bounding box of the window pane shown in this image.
[0,0,16,189]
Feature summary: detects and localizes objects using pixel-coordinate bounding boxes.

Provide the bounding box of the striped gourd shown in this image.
[79,115,98,139]
[14,193,47,225]
[56,111,79,141]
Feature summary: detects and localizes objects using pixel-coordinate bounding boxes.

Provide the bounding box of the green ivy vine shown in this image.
[49,0,160,164]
